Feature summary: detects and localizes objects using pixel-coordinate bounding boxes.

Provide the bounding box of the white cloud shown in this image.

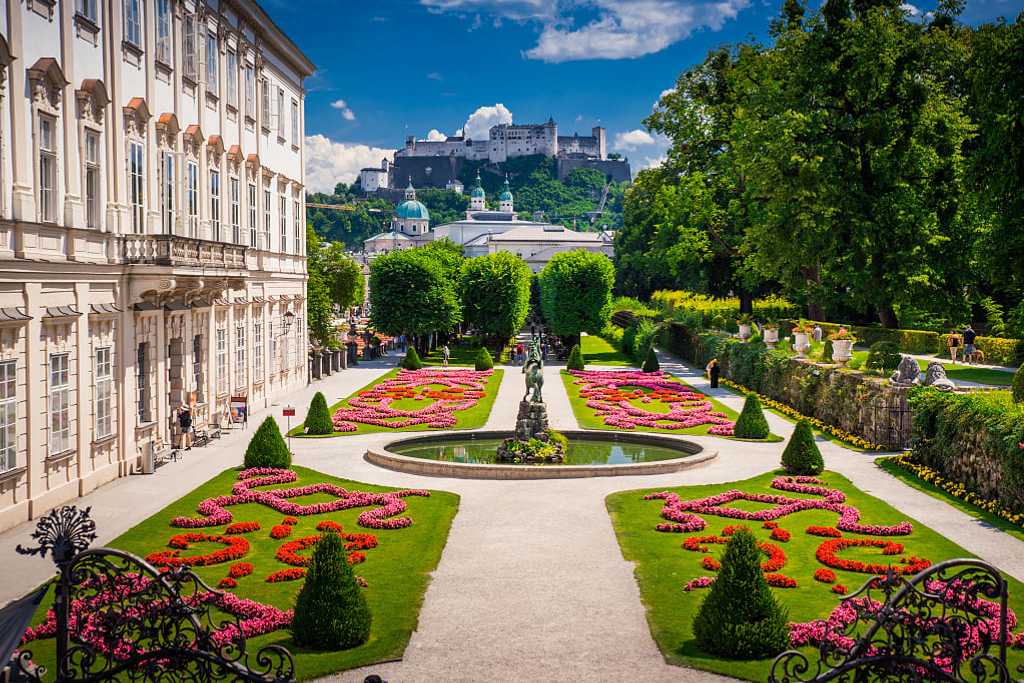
[304,134,395,193]
[426,71,443,81]
[422,0,749,62]
[462,103,513,141]
[330,99,356,121]
[426,128,448,141]
[900,3,920,15]
[613,128,657,150]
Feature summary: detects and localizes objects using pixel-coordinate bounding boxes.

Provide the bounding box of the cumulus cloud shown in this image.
[330,99,356,121]
[304,134,394,193]
[426,129,448,141]
[613,129,657,150]
[422,0,749,62]
[900,3,920,15]
[462,103,513,141]
[426,71,443,80]
[612,128,671,171]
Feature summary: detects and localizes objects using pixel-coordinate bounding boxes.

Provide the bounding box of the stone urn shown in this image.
[793,332,810,357]
[831,339,854,364]
[763,328,779,346]
[738,323,752,340]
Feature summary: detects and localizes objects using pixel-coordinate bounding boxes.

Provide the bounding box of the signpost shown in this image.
[283,406,296,454]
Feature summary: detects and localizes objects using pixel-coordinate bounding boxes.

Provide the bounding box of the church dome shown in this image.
[471,185,486,199]
[396,199,430,220]
[499,177,513,202]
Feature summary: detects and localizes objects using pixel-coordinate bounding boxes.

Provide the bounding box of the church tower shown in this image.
[470,171,486,212]
[499,176,514,214]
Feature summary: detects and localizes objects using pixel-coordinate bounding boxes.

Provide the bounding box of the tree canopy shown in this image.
[539,250,615,339]
[369,248,462,338]
[459,252,532,341]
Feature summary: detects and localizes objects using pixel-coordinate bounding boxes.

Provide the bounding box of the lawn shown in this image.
[290,367,503,437]
[606,470,1024,681]
[561,369,781,441]
[421,343,494,367]
[22,465,460,681]
[580,333,635,366]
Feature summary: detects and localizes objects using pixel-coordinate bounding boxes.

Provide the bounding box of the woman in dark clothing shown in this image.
[707,359,720,389]
[178,406,193,450]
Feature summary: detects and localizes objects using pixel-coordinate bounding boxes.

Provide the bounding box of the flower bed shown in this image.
[566,369,736,435]
[330,368,495,432]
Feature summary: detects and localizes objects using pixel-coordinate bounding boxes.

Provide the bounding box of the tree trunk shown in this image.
[807,302,825,321]
[738,292,754,315]
[877,305,900,329]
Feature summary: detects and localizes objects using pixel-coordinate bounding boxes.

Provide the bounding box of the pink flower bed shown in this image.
[330,368,493,432]
[645,476,913,536]
[171,468,430,529]
[568,370,735,435]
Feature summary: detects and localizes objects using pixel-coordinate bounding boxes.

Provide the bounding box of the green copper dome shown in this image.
[396,200,430,220]
[498,178,513,202]
[471,185,486,199]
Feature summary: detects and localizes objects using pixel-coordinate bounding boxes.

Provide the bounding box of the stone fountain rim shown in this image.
[364,430,716,480]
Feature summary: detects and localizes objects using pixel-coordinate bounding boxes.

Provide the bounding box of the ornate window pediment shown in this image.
[123,97,151,138]
[182,124,204,157]
[156,112,179,148]
[227,144,243,174]
[27,57,67,111]
[76,79,109,124]
[207,134,224,165]
[245,154,261,178]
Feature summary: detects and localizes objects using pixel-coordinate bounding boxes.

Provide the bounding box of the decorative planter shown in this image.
[763,328,779,346]
[793,332,810,357]
[738,324,752,340]
[832,339,854,364]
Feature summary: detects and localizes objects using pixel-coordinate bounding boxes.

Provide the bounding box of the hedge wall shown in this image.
[909,388,1024,512]
[663,323,908,446]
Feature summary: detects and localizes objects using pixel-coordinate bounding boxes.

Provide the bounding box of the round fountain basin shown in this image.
[365,430,716,479]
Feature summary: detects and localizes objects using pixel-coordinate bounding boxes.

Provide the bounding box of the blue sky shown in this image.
[265,0,1024,193]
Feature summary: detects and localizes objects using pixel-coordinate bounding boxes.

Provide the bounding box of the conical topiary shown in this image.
[821,339,834,363]
[291,531,371,650]
[733,394,770,439]
[304,391,333,435]
[566,344,585,371]
[243,416,291,469]
[1013,362,1024,404]
[642,346,660,372]
[692,528,790,659]
[780,419,824,474]
[401,346,423,370]
[475,347,494,371]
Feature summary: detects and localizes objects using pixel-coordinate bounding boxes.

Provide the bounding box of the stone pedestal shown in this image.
[497,400,565,464]
[515,400,549,441]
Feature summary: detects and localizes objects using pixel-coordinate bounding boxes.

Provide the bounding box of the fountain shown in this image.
[496,340,566,463]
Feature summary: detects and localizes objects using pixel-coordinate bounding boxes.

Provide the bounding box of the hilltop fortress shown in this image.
[359,118,631,192]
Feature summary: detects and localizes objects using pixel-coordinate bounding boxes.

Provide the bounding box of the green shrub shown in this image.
[848,354,865,370]
[710,314,727,330]
[547,429,569,453]
[633,319,660,360]
[781,420,823,475]
[821,339,833,363]
[567,344,585,371]
[244,417,291,469]
[866,341,902,373]
[1014,363,1024,404]
[734,394,770,439]
[291,531,371,650]
[692,528,790,659]
[939,334,1024,367]
[303,392,334,435]
[401,347,423,370]
[622,324,638,355]
[475,347,494,371]
[642,346,660,372]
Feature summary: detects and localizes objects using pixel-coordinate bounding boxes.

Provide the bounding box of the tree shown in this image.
[780,420,824,474]
[322,243,365,311]
[244,417,291,469]
[734,394,770,439]
[1012,362,1023,404]
[304,392,333,436]
[369,249,462,340]
[305,226,338,348]
[291,531,372,650]
[692,528,790,659]
[459,252,532,342]
[539,250,614,342]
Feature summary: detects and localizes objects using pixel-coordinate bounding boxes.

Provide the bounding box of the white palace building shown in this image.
[0,0,314,531]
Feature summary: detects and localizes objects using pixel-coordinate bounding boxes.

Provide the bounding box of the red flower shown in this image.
[224,521,260,535]
[145,533,249,568]
[701,556,721,571]
[218,577,238,589]
[281,516,299,526]
[228,562,253,579]
[270,525,292,539]
[316,520,344,533]
[832,584,848,595]
[762,521,779,529]
[770,528,791,542]
[276,533,378,567]
[765,574,797,588]
[806,526,843,538]
[816,538,931,575]
[266,568,306,582]
[814,568,837,584]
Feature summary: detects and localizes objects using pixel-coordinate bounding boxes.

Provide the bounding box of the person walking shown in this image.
[962,324,977,364]
[177,405,193,450]
[706,359,721,389]
[812,324,823,343]
[441,344,451,368]
[947,329,961,364]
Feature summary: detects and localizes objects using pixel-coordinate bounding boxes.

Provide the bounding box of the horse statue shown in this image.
[522,340,544,403]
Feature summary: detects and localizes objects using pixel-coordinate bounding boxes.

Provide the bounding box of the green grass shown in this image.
[606,469,1024,681]
[876,457,1024,544]
[290,368,503,437]
[561,370,781,441]
[581,333,635,366]
[23,465,460,681]
[421,344,488,367]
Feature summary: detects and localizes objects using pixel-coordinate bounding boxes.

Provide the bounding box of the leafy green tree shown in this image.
[369,249,462,340]
[244,417,291,469]
[322,243,365,311]
[780,420,824,474]
[692,528,790,659]
[291,531,372,650]
[734,394,770,439]
[304,392,333,436]
[459,252,532,343]
[305,226,338,348]
[539,250,614,342]
[1012,362,1023,404]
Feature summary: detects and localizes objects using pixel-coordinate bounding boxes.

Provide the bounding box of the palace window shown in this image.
[263,188,271,249]
[128,140,144,233]
[210,170,221,241]
[253,321,263,381]
[244,65,255,119]
[160,150,174,234]
[49,353,70,454]
[156,0,172,64]
[95,347,112,438]
[230,176,240,243]
[187,161,199,237]
[77,0,97,22]
[290,99,299,146]
[260,78,270,128]
[226,50,238,107]
[269,322,276,375]
[183,13,197,79]
[38,114,57,223]
[124,0,142,47]
[206,32,219,95]
[216,327,227,394]
[192,334,204,403]
[0,361,16,472]
[248,182,257,247]
[279,195,288,253]
[293,199,301,256]
[84,130,100,228]
[235,323,246,388]
[136,343,149,423]
[276,87,285,139]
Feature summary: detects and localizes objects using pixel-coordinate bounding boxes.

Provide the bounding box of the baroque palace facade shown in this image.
[0,0,314,531]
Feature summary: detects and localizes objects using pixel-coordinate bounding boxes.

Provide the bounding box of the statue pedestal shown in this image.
[496,400,564,463]
[515,400,549,441]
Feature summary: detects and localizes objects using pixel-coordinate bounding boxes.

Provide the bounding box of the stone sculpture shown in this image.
[922,361,956,391]
[889,354,921,387]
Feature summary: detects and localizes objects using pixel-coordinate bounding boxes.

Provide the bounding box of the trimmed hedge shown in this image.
[291,531,372,650]
[401,347,423,370]
[866,341,902,372]
[642,346,660,372]
[244,417,291,469]
[734,394,770,439]
[651,290,797,325]
[303,392,334,436]
[1014,363,1023,404]
[475,347,494,371]
[781,420,824,475]
[567,344,585,371]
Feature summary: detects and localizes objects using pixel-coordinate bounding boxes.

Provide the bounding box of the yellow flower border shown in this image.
[718,378,886,451]
[882,453,1024,530]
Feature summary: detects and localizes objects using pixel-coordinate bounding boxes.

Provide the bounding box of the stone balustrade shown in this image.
[121,235,247,270]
